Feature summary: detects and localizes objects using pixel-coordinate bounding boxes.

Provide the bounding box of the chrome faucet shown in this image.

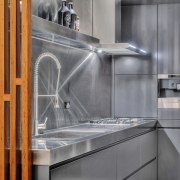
[34,52,61,136]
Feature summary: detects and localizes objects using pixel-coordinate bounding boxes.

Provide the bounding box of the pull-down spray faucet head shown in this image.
[34,52,61,136]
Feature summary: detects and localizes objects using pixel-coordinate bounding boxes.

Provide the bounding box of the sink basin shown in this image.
[33,127,109,141]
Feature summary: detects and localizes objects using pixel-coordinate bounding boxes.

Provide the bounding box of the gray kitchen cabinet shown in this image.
[114,75,157,118]
[51,146,117,180]
[93,0,116,43]
[117,131,157,179]
[121,5,158,75]
[127,160,157,180]
[158,4,180,74]
[50,131,157,180]
[73,0,93,36]
[158,129,180,180]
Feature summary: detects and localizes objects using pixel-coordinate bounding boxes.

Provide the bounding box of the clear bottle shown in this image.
[68,2,77,30]
[76,16,80,31]
[58,0,71,27]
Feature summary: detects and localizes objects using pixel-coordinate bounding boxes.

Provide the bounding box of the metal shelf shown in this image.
[32,15,99,50]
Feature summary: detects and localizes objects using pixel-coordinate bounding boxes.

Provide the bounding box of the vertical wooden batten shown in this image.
[1,0,32,179]
[10,0,17,179]
[0,0,8,180]
[21,0,32,180]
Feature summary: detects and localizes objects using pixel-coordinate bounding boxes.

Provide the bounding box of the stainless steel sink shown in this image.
[33,126,109,141]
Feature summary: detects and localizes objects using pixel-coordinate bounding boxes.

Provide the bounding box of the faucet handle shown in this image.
[38,117,48,130]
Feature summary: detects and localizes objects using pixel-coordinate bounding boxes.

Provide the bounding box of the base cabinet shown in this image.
[158,129,180,180]
[51,146,117,180]
[117,131,157,179]
[34,130,157,180]
[128,160,157,180]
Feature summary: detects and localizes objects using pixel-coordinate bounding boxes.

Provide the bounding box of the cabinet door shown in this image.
[117,131,157,179]
[128,160,157,180]
[115,75,157,118]
[158,4,180,74]
[51,146,117,180]
[158,129,180,180]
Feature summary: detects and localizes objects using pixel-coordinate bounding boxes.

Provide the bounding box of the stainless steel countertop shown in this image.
[32,119,157,166]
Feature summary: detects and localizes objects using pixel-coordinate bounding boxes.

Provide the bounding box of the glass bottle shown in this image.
[76,16,80,31]
[58,0,71,27]
[68,2,77,30]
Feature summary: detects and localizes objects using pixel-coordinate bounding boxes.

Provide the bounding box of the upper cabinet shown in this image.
[92,0,116,43]
[73,0,93,36]
[158,4,180,74]
[74,0,120,43]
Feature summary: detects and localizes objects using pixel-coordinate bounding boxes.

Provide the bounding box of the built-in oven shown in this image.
[158,74,180,122]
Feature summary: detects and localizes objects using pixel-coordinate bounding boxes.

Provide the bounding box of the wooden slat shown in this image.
[4,94,11,102]
[10,0,18,179]
[21,0,32,179]
[16,78,22,85]
[0,0,8,179]
[16,0,21,78]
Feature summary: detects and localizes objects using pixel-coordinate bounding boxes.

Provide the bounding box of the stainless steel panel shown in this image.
[128,160,157,180]
[73,0,93,36]
[158,108,180,120]
[158,0,180,4]
[115,0,121,43]
[140,131,157,164]
[32,0,59,20]
[93,0,115,43]
[115,75,157,118]
[115,55,157,75]
[121,0,180,5]
[33,166,49,180]
[51,146,117,180]
[117,137,140,179]
[32,38,112,133]
[158,129,180,180]
[158,120,180,127]
[158,4,180,74]
[121,0,157,5]
[121,5,157,74]
[117,131,157,180]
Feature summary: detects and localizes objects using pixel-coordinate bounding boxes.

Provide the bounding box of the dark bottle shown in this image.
[58,0,71,27]
[38,0,53,21]
[68,2,77,30]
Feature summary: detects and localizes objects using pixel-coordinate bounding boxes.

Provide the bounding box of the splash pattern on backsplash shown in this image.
[32,38,112,134]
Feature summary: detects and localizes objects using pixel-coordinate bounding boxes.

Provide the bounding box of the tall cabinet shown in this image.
[158,3,180,180]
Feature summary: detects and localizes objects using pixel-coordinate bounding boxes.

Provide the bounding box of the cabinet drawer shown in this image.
[128,160,157,180]
[51,146,117,180]
[117,131,157,179]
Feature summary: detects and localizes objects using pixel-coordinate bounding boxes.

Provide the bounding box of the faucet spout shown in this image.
[34,52,61,136]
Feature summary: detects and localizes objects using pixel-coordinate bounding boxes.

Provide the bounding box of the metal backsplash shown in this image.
[32,38,112,134]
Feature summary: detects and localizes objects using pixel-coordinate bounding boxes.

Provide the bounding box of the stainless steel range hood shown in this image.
[32,16,147,56]
[96,43,143,56]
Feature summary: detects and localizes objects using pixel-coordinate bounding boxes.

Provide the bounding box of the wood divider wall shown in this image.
[0,0,32,179]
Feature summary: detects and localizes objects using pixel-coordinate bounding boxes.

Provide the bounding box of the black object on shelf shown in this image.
[68,2,77,30]
[58,0,71,27]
